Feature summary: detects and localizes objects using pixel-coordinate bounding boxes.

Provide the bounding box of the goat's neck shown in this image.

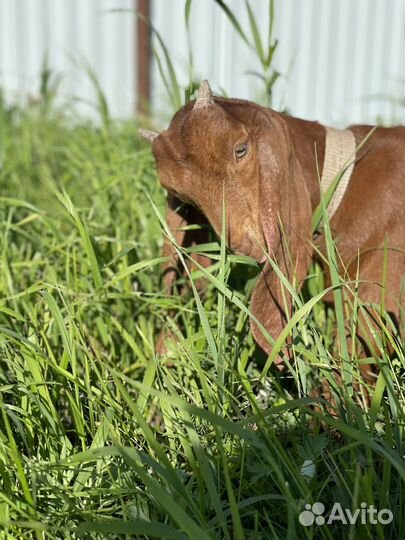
[281,113,326,211]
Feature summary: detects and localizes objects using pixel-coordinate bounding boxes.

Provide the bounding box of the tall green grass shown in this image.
[139,0,282,114]
[0,1,404,537]
[0,85,404,540]
[214,0,280,106]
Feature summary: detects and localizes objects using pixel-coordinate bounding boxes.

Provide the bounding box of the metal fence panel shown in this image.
[0,0,135,119]
[0,1,403,125]
[151,0,405,126]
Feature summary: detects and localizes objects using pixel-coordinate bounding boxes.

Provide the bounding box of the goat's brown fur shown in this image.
[143,83,405,365]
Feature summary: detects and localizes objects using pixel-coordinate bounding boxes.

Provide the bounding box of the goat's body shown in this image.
[287,116,405,332]
[143,85,405,359]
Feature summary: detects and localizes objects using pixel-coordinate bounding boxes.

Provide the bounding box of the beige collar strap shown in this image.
[320,126,356,219]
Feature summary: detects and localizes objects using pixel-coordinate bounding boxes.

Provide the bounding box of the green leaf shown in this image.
[185,0,192,25]
[214,0,250,46]
[245,0,265,65]
[77,520,188,539]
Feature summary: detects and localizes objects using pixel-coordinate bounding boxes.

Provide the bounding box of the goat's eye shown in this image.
[235,143,248,160]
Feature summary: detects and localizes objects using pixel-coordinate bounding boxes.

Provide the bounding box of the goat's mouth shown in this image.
[232,241,267,264]
[225,223,268,263]
[247,233,268,264]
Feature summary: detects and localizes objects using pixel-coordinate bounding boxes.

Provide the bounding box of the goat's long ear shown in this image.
[162,194,211,292]
[250,113,313,364]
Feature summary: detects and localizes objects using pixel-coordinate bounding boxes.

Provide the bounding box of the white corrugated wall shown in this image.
[0,0,135,119]
[0,0,404,125]
[151,0,405,126]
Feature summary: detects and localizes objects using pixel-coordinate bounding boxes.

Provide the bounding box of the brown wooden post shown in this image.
[137,0,151,115]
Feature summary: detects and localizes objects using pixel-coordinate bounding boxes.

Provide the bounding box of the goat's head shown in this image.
[141,81,313,357]
[140,80,298,262]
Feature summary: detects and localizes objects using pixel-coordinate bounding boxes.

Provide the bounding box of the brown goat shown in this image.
[141,81,405,365]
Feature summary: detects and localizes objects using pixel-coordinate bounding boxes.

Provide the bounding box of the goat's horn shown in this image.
[139,128,159,143]
[194,80,214,109]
